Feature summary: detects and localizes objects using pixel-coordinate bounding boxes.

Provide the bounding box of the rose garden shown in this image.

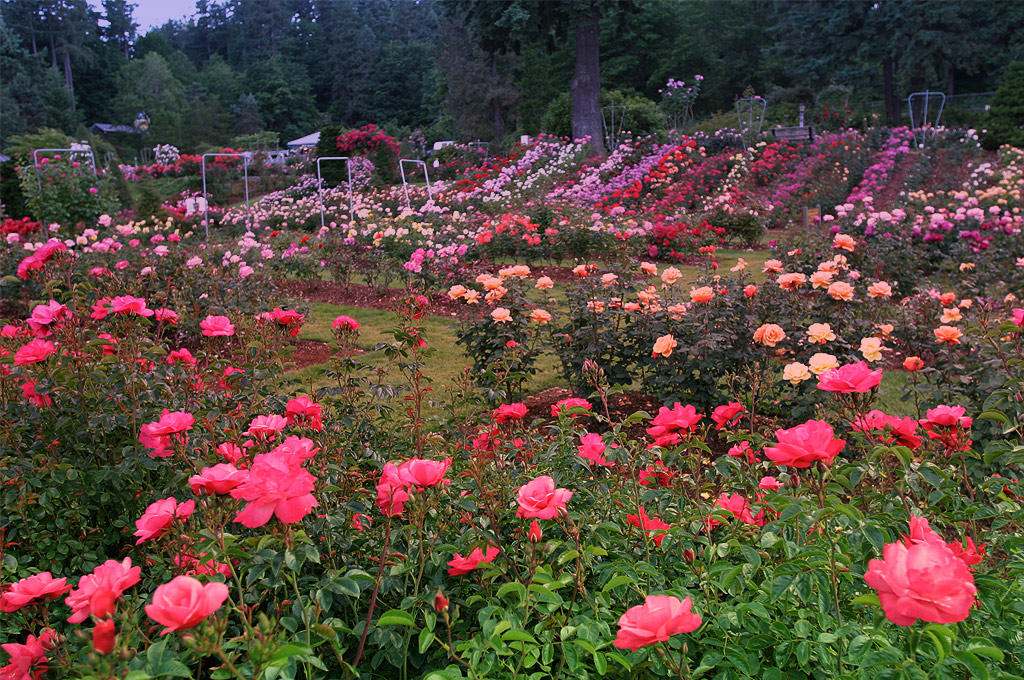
[5,14,1024,678]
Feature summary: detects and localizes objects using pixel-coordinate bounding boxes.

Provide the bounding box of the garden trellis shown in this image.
[602,105,626,150]
[399,158,433,208]
[201,152,251,239]
[32,147,98,235]
[316,156,355,228]
[908,91,946,149]
[735,97,767,151]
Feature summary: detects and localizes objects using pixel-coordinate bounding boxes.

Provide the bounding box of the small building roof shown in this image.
[286,131,320,148]
[90,123,137,134]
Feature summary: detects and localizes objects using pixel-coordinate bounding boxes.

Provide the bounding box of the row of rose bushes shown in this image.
[3,273,1024,677]
[4,219,1024,678]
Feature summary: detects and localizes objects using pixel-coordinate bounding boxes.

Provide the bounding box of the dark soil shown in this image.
[290,339,333,369]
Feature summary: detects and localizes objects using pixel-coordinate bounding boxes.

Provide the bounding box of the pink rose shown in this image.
[446,545,500,576]
[613,595,702,651]
[864,539,977,626]
[0,573,71,612]
[577,432,614,466]
[139,410,194,457]
[230,451,318,528]
[764,419,846,468]
[711,402,744,430]
[200,315,234,337]
[133,498,195,544]
[13,339,55,365]
[332,315,360,331]
[515,476,573,519]
[189,464,249,495]
[817,361,883,393]
[145,576,229,634]
[65,558,141,623]
[493,403,528,423]
[397,457,452,488]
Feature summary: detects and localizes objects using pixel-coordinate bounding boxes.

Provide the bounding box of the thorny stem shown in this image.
[352,518,392,668]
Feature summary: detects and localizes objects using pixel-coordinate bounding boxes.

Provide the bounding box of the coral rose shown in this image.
[613,595,702,651]
[145,576,229,635]
[13,339,55,365]
[827,281,855,301]
[230,451,318,528]
[134,498,195,545]
[65,558,141,623]
[689,286,714,302]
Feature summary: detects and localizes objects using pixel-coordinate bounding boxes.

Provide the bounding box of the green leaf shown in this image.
[376,609,415,627]
[145,638,192,678]
[850,593,880,607]
[593,651,607,675]
[501,629,538,644]
[952,650,989,680]
[771,574,795,600]
[739,545,761,568]
[269,643,313,665]
[602,575,635,592]
[496,581,526,604]
[965,645,1004,662]
[977,410,1010,425]
[418,628,433,654]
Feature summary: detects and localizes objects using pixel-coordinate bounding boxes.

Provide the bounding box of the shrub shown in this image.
[982,61,1024,150]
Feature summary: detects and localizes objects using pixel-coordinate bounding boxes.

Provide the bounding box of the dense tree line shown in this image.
[2,0,1024,155]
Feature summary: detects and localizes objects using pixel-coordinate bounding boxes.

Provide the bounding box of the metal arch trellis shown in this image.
[32,147,98,237]
[316,156,354,229]
[399,158,433,209]
[735,97,767,151]
[602,105,626,150]
[907,91,946,150]
[201,152,252,239]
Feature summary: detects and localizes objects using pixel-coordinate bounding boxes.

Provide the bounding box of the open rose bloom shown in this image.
[614,595,702,651]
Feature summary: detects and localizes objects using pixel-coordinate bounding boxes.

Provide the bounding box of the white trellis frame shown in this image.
[202,152,251,239]
[467,141,489,157]
[602,105,626,150]
[32,147,98,236]
[908,91,946,149]
[399,158,433,208]
[316,156,354,228]
[735,97,767,151]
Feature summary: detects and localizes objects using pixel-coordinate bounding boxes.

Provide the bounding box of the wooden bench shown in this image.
[771,126,815,142]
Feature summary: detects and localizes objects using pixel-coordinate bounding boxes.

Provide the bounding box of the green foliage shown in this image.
[982,62,1024,150]
[18,153,119,227]
[541,90,667,140]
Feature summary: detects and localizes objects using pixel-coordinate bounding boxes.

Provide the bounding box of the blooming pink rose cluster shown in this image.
[865,517,981,626]
[646,402,702,448]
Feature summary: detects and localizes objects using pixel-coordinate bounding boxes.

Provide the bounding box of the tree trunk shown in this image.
[62,46,76,112]
[571,0,604,156]
[490,53,504,143]
[883,55,900,125]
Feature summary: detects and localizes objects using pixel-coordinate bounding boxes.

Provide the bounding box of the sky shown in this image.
[90,0,197,31]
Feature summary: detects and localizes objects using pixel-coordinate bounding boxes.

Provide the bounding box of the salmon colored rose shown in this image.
[753,323,786,347]
[652,334,678,357]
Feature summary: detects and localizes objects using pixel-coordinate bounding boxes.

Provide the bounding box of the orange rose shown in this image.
[491,308,512,323]
[903,356,924,371]
[827,281,855,301]
[753,324,786,347]
[867,281,893,298]
[833,234,856,252]
[933,325,963,345]
[690,286,714,303]
[777,273,807,290]
[652,334,678,357]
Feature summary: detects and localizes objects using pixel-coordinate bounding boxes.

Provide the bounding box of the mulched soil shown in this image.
[290,339,333,369]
